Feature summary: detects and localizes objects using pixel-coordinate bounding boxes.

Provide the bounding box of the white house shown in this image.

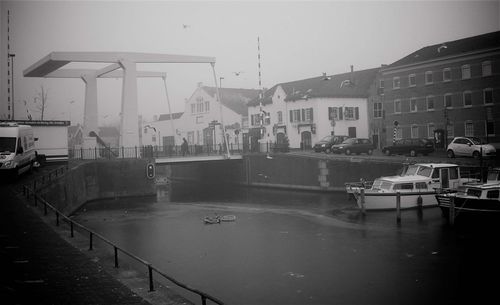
[142,83,260,151]
[247,67,380,149]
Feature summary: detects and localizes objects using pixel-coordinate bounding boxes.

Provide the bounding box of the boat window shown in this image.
[405,165,420,176]
[415,182,428,189]
[431,169,440,178]
[487,190,499,199]
[379,181,393,190]
[466,189,482,198]
[417,166,432,177]
[394,183,413,190]
[449,167,458,179]
[487,171,500,182]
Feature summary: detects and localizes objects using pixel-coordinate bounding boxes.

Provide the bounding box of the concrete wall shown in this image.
[167,154,402,192]
[40,159,155,215]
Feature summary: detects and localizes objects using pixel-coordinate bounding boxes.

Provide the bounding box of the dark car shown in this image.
[382,138,434,157]
[332,138,373,155]
[313,135,350,153]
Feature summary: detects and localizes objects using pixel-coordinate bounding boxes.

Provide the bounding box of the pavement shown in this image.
[0,174,191,305]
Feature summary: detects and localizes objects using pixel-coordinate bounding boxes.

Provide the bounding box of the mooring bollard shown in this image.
[148,265,154,291]
[449,196,455,226]
[396,192,401,224]
[360,188,366,215]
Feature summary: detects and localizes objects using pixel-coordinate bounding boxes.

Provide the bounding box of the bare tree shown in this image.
[33,85,49,120]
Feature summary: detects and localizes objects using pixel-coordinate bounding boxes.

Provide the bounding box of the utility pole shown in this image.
[8,53,15,120]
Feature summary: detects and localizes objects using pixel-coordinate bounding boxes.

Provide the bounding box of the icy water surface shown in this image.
[73,183,500,305]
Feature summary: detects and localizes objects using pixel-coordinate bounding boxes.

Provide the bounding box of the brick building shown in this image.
[375,31,500,149]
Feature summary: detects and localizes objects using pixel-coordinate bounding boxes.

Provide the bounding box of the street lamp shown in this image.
[8,53,15,120]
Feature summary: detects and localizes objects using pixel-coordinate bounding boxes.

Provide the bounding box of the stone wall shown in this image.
[40,159,155,215]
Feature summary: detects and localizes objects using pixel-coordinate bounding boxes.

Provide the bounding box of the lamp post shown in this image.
[8,53,15,120]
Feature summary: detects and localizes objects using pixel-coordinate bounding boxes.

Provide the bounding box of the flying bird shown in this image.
[233,71,244,76]
[182,24,191,29]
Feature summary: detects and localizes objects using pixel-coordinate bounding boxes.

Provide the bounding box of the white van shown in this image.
[0,122,37,176]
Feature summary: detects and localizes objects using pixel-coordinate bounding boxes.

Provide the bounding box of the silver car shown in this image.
[446,137,496,158]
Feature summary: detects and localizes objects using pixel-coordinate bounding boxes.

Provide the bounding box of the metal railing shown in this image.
[22,170,224,305]
[68,142,289,160]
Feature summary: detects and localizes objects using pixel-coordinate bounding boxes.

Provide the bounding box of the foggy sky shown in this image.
[3,0,499,125]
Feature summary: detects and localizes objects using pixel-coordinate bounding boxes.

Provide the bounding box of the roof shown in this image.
[203,87,260,116]
[158,112,184,121]
[387,31,500,68]
[98,126,119,137]
[247,67,380,107]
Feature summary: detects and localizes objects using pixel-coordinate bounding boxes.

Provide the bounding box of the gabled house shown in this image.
[141,112,183,147]
[248,67,380,149]
[378,31,500,148]
[181,84,260,149]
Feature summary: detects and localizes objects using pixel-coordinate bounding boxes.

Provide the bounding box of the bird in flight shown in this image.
[233,71,244,76]
[182,24,191,29]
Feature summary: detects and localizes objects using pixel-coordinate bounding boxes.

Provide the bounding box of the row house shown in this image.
[376,31,500,148]
[142,83,259,150]
[248,67,379,150]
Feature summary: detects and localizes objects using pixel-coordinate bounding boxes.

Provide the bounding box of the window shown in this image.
[486,121,495,136]
[463,91,472,107]
[416,182,428,190]
[394,99,401,113]
[196,116,204,124]
[410,98,417,112]
[443,68,451,82]
[409,74,416,87]
[484,88,493,104]
[482,61,492,77]
[487,190,499,199]
[379,79,384,89]
[449,167,458,179]
[462,64,471,80]
[411,125,419,138]
[426,96,435,111]
[191,104,196,114]
[444,93,452,108]
[394,183,414,190]
[277,111,283,124]
[395,127,403,140]
[447,122,454,138]
[465,121,474,137]
[425,71,433,84]
[344,107,358,120]
[393,77,400,89]
[204,101,210,112]
[373,102,383,118]
[428,123,435,138]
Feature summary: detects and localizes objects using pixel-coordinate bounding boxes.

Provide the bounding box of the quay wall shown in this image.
[40,159,155,215]
[169,154,403,191]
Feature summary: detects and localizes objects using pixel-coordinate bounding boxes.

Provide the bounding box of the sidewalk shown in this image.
[0,184,190,305]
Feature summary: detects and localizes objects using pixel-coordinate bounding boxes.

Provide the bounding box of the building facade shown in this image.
[378,31,500,148]
[248,68,379,150]
[142,84,260,150]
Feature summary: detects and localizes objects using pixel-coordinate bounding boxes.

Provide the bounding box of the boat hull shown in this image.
[436,194,500,215]
[355,191,438,210]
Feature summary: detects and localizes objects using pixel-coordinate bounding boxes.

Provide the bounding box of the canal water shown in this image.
[73,182,500,305]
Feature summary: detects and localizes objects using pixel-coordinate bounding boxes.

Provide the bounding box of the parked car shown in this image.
[446,137,496,158]
[382,138,434,157]
[313,135,350,153]
[332,138,373,155]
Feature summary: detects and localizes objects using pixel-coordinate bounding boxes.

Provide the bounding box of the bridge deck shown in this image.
[155,154,243,164]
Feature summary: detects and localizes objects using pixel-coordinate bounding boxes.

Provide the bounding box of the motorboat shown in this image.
[436,168,500,217]
[346,163,479,210]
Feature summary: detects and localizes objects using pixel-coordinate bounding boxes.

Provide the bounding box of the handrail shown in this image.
[22,180,224,305]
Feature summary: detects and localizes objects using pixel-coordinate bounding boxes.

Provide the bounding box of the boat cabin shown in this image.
[372,163,469,193]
